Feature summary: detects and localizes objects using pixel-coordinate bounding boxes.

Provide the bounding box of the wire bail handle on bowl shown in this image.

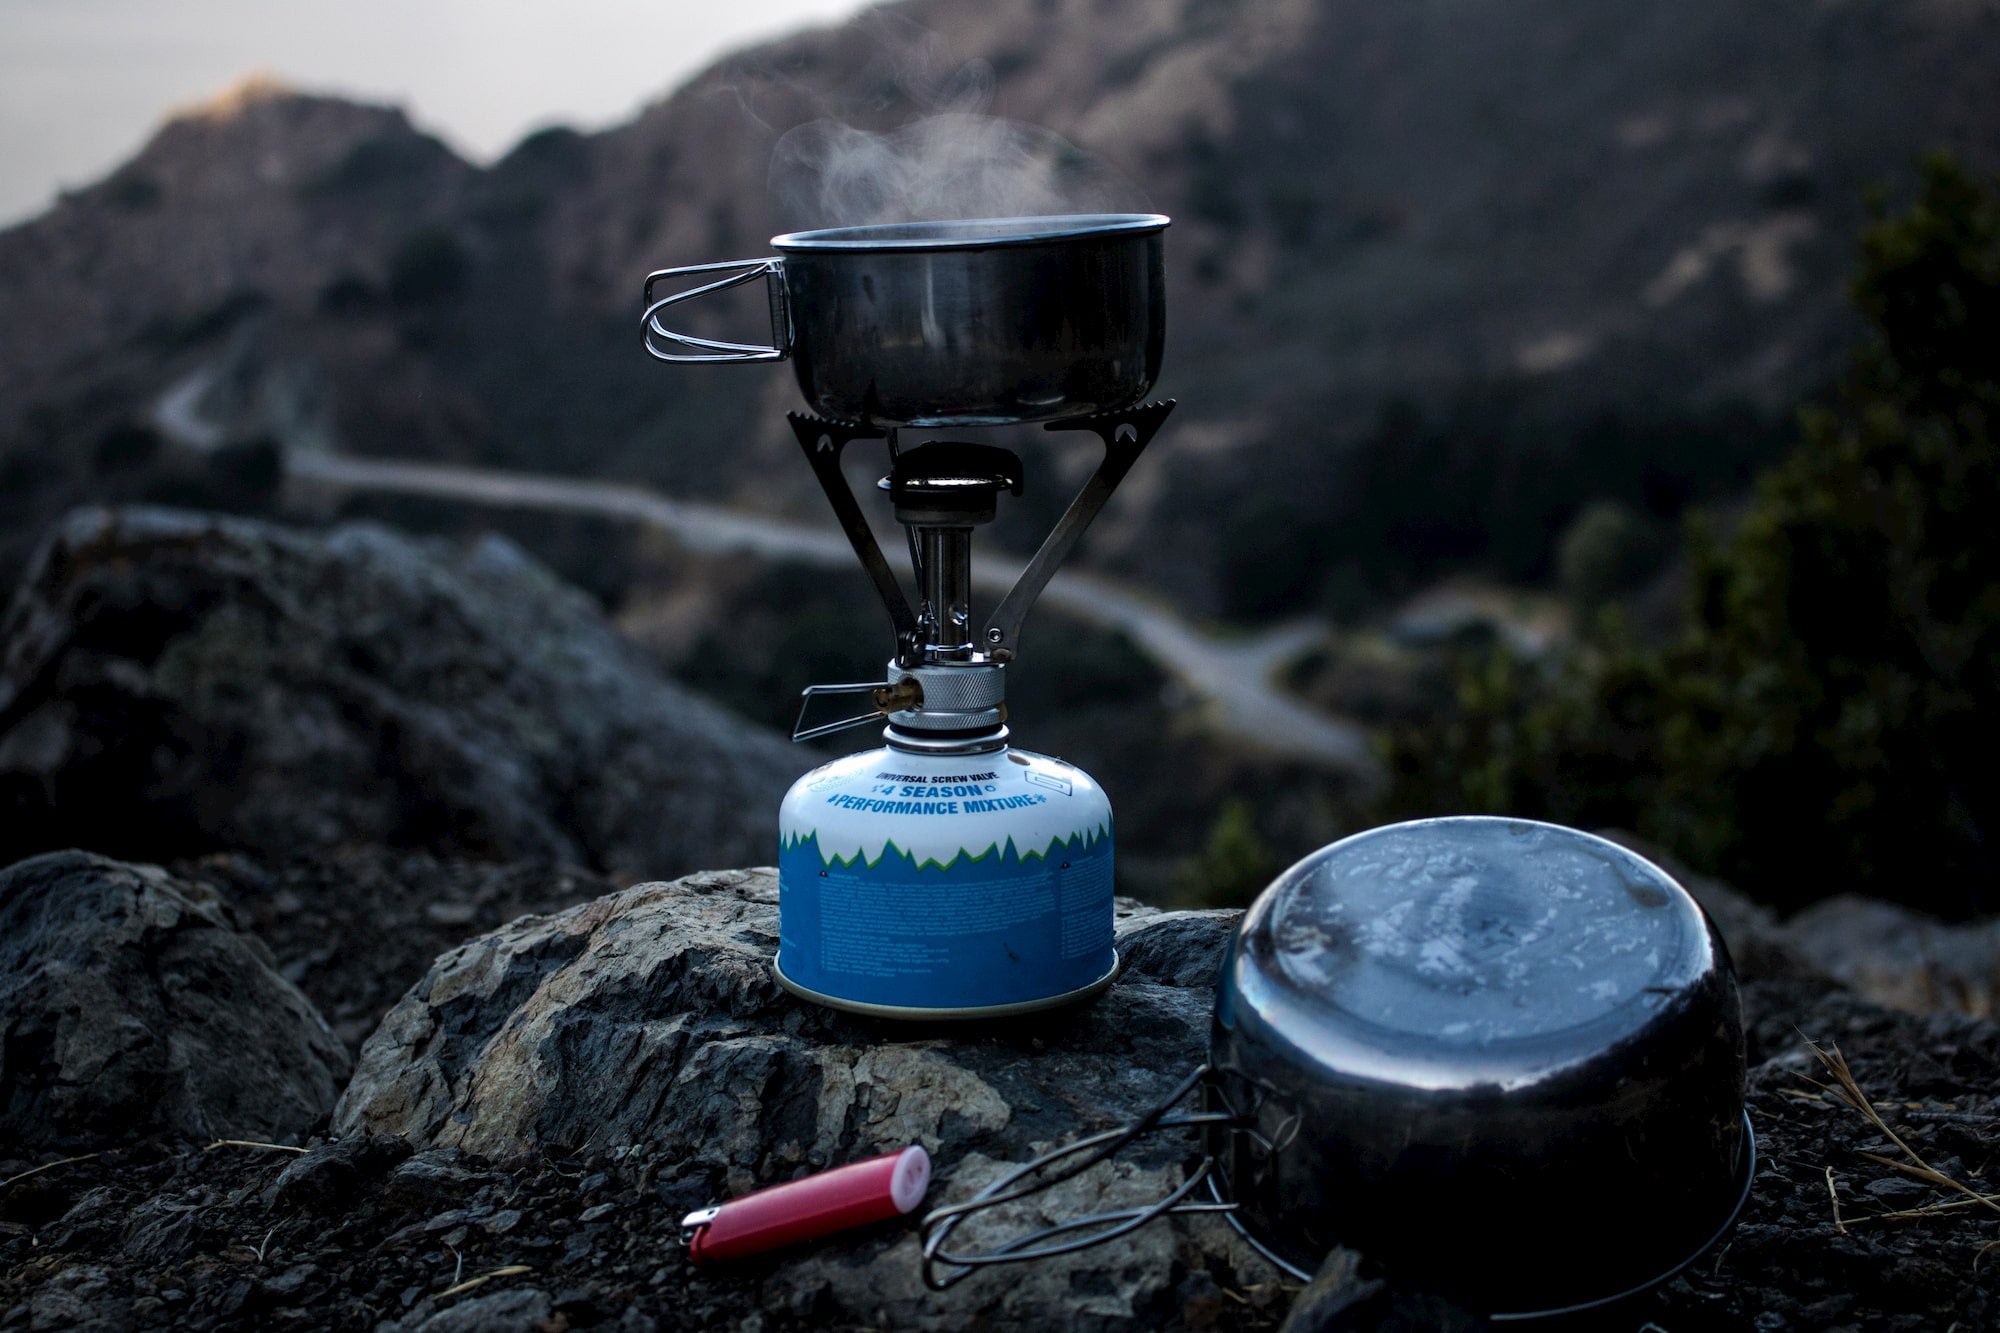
[919,1064,1239,1291]
[642,258,791,363]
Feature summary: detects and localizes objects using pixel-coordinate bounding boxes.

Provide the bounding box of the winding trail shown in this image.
[283,451,1379,777]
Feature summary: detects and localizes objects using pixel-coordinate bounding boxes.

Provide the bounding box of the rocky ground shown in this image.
[4,509,1998,1330]
[4,855,1997,1332]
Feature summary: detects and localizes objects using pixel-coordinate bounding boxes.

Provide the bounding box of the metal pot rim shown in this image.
[1204,1108,1760,1322]
[771,213,1170,252]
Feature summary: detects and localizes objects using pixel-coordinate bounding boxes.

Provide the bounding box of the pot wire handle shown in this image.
[919,1063,1239,1291]
[642,258,789,363]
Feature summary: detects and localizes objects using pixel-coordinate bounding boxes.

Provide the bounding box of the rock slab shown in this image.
[0,850,349,1148]
[1781,894,2000,1018]
[0,507,805,879]
[336,870,1257,1328]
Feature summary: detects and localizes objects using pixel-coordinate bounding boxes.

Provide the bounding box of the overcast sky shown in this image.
[0,0,878,226]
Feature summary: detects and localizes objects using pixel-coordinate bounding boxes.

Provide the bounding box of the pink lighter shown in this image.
[681,1145,932,1264]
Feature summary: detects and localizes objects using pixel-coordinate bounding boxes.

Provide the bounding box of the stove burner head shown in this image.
[880,442,1024,527]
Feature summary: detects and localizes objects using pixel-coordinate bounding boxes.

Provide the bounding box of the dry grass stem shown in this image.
[1825,1166,1848,1234]
[1,1152,104,1187]
[438,1264,532,1299]
[204,1139,309,1154]
[1858,1151,1969,1190]
[1859,1192,2000,1223]
[1804,1039,2000,1227]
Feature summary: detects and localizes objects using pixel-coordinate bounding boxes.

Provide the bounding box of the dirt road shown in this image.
[285,451,1379,776]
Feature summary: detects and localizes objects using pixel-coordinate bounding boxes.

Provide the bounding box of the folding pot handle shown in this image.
[918,1064,1239,1291]
[642,257,790,363]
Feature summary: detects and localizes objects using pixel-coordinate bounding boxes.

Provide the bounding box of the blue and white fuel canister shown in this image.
[776,741,1118,1018]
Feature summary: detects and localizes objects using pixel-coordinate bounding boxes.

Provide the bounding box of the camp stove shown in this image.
[643,213,1173,1016]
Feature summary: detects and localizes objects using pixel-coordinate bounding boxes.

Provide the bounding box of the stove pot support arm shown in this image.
[787,414,921,662]
[982,400,1174,662]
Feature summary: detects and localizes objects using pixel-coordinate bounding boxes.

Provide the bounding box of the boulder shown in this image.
[335,870,1266,1328]
[1780,895,2000,1018]
[0,507,805,880]
[0,850,349,1148]
[175,849,618,1055]
[265,1132,414,1211]
[1594,830,2000,1021]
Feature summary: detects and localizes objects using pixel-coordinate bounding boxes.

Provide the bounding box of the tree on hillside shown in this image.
[1384,153,2000,916]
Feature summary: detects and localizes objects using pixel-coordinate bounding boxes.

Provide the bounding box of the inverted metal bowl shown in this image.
[1205,817,1751,1318]
[772,214,1167,427]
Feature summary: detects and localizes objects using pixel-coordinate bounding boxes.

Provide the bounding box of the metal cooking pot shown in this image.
[922,818,1755,1321]
[641,214,1168,427]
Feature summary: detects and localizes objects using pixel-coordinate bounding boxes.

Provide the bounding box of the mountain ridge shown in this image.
[4,0,1998,612]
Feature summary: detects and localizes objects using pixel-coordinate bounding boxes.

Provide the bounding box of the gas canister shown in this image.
[776,742,1117,1018]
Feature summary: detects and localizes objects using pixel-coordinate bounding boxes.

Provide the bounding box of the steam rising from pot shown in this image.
[769,112,1147,230]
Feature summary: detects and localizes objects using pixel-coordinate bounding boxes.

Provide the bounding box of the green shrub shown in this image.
[1558,500,1661,620]
[1383,154,2000,917]
[1172,798,1283,907]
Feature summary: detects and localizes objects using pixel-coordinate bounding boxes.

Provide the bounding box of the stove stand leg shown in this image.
[786,412,920,664]
[981,399,1176,662]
